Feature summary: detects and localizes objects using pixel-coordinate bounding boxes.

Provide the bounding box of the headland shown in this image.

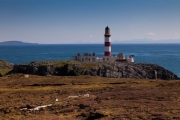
[0,60,179,80]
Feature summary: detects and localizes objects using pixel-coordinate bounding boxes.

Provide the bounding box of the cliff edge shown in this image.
[11,61,179,80]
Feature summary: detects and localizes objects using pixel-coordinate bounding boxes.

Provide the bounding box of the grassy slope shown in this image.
[0,60,13,76]
[0,69,11,76]
[0,74,180,120]
[49,60,113,69]
[0,60,104,75]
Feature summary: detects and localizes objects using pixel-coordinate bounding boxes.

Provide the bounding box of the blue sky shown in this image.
[0,0,180,44]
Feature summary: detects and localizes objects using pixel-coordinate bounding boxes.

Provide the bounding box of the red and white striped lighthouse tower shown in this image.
[104,26,111,56]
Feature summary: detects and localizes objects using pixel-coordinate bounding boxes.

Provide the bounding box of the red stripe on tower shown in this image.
[104,26,111,56]
[105,52,111,56]
[105,42,111,46]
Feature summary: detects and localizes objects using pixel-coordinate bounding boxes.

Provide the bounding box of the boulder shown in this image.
[12,61,56,76]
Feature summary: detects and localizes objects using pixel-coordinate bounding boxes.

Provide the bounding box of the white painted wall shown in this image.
[105,37,111,42]
[104,46,111,52]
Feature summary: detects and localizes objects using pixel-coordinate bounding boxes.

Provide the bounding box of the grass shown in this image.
[0,75,180,119]
[42,60,79,67]
[38,60,113,70]
[0,69,12,76]
[0,60,13,76]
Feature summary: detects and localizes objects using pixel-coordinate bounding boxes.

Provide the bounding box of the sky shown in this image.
[0,0,180,44]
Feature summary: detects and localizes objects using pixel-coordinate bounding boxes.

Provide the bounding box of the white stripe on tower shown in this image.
[104,26,111,56]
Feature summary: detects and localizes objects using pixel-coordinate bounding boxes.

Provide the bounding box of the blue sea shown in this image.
[0,44,180,77]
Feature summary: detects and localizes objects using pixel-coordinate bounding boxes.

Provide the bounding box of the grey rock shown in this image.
[0,60,14,69]
[10,61,179,80]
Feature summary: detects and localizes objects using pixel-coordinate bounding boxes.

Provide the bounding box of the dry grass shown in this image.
[0,60,13,76]
[0,74,180,120]
[0,69,12,76]
[41,60,113,70]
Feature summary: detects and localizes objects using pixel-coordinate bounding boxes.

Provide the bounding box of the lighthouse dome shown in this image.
[105,26,109,30]
[105,26,110,35]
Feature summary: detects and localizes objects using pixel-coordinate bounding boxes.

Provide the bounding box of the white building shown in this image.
[72,52,117,62]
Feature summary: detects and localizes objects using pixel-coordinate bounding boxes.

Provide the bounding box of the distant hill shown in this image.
[0,41,38,45]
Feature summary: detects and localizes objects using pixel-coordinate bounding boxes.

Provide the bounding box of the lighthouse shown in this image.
[72,26,135,63]
[104,26,111,56]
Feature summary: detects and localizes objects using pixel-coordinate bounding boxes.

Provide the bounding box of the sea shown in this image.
[0,44,180,77]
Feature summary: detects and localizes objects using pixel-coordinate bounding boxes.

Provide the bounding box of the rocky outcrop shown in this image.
[0,60,14,76]
[11,61,179,80]
[0,60,14,69]
[13,61,55,76]
[64,62,178,80]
